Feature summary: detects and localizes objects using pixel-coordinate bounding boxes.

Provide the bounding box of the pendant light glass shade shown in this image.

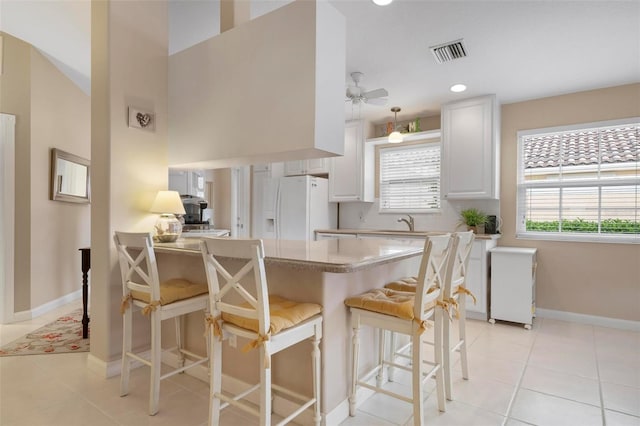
[388,131,403,143]
[388,106,403,143]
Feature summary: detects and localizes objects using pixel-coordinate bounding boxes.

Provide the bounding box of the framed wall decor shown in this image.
[50,148,91,204]
[128,106,155,131]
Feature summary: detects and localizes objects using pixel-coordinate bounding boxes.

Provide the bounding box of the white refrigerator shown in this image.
[274,176,337,241]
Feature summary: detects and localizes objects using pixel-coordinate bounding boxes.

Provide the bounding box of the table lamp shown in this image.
[150,190,185,242]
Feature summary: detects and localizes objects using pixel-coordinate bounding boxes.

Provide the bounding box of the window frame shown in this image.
[378,137,442,214]
[516,117,639,244]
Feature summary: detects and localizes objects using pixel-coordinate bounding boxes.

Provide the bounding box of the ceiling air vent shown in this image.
[430,39,467,64]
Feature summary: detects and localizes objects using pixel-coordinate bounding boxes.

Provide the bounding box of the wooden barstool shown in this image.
[384,231,476,400]
[114,231,210,415]
[344,234,452,425]
[200,237,323,426]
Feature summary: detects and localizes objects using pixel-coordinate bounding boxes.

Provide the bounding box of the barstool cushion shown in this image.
[222,295,322,335]
[131,278,209,305]
[384,277,418,292]
[345,288,437,320]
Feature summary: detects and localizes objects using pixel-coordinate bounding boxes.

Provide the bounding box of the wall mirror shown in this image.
[50,148,91,203]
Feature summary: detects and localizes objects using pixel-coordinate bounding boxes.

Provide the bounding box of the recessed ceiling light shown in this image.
[372,0,394,6]
[450,84,467,93]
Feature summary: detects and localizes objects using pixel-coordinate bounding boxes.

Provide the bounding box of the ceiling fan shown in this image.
[345,72,388,106]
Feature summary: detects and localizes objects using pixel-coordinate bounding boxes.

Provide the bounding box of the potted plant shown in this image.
[460,208,488,234]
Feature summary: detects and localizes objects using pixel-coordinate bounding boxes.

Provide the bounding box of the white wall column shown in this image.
[90,0,169,371]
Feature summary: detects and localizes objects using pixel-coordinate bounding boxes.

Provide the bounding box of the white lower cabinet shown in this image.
[465,239,496,320]
[489,247,538,329]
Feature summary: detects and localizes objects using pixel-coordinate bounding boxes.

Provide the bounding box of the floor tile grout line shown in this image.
[593,325,608,426]
[500,317,542,426]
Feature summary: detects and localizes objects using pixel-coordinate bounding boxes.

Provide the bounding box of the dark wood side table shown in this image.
[79,247,90,339]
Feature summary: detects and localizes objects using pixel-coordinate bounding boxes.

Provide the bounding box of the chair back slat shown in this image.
[413,234,452,320]
[218,303,261,320]
[201,237,271,335]
[114,232,161,300]
[444,231,475,298]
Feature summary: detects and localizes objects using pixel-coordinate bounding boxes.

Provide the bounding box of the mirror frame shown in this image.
[50,148,91,204]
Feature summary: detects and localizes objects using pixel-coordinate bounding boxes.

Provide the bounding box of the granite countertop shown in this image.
[154,238,425,273]
[315,228,501,240]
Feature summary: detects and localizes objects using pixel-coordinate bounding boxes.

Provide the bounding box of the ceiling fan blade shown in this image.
[362,88,388,99]
[364,97,388,106]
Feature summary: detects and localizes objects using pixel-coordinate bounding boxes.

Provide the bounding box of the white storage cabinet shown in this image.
[441,94,500,199]
[329,120,374,202]
[489,247,537,329]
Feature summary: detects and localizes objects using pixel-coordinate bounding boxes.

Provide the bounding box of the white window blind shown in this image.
[517,118,639,243]
[379,143,440,213]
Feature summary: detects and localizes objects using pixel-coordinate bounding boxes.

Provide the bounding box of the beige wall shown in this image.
[0,32,91,313]
[0,33,31,312]
[30,48,91,308]
[500,83,640,322]
[91,0,169,362]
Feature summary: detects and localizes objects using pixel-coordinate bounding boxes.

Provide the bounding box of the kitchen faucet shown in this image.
[397,214,415,232]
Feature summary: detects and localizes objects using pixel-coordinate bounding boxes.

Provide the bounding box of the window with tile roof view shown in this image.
[517,119,639,242]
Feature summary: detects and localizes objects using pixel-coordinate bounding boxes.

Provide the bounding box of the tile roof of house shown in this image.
[524,126,638,169]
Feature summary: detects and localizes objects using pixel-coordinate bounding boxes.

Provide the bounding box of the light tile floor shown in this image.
[1,300,638,426]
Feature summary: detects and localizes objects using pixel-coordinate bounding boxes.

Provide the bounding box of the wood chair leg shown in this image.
[175,316,185,368]
[443,313,452,401]
[434,308,446,413]
[259,344,272,426]
[411,331,425,426]
[209,329,222,426]
[459,295,469,380]
[149,311,161,416]
[120,307,132,397]
[311,334,322,426]
[388,331,396,382]
[349,318,360,417]
[376,328,385,387]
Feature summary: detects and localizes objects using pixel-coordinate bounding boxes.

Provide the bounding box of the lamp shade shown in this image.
[388,131,403,143]
[150,191,185,215]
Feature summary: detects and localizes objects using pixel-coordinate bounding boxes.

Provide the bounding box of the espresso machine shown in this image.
[180,195,210,230]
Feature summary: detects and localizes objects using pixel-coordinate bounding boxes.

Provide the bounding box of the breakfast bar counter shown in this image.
[153,237,424,424]
[155,237,425,272]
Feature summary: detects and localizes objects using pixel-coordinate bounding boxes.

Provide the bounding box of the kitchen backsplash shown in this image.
[339,198,500,232]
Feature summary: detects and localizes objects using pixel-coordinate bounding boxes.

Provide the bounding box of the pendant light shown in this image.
[388,106,403,143]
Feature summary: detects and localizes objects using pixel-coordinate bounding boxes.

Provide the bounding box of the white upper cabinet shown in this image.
[284,158,328,176]
[329,120,374,202]
[169,169,205,197]
[441,94,500,199]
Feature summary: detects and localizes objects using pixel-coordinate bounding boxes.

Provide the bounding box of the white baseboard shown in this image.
[87,349,153,379]
[324,386,374,426]
[536,308,640,332]
[12,289,82,322]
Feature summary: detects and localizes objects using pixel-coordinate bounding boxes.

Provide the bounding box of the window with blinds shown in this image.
[517,118,639,242]
[379,143,441,213]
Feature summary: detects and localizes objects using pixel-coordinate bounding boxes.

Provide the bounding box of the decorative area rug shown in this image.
[0,308,89,356]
